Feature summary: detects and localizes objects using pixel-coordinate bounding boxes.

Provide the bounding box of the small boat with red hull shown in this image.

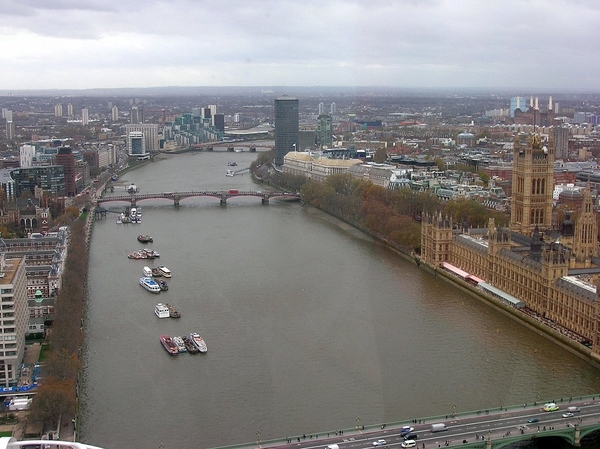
[160,334,178,355]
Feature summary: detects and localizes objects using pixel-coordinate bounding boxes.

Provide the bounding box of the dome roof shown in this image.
[457,132,475,138]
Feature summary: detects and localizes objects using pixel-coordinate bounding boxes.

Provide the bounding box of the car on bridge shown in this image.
[543,402,559,412]
[400,426,414,436]
[372,440,387,447]
[562,412,574,418]
[527,417,539,423]
[401,440,416,448]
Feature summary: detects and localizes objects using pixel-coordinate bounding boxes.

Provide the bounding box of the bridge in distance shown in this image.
[213,396,600,449]
[96,190,301,207]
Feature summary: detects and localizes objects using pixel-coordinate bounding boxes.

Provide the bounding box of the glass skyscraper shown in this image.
[274,96,299,166]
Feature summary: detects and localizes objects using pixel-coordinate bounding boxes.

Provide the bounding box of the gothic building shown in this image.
[420,133,600,360]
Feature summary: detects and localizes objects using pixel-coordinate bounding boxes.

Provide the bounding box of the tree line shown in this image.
[28,213,87,428]
[253,150,509,253]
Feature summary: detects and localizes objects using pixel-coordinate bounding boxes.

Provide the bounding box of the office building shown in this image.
[316,114,333,148]
[125,124,159,153]
[11,166,65,198]
[55,147,76,197]
[318,102,325,115]
[81,108,89,126]
[128,132,145,157]
[330,102,337,114]
[274,96,299,166]
[0,254,28,387]
[111,105,119,122]
[213,114,225,133]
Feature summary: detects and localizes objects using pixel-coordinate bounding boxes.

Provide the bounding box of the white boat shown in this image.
[143,266,152,277]
[116,216,122,224]
[154,303,170,318]
[140,276,161,293]
[190,332,207,353]
[158,265,172,278]
[226,170,235,177]
[172,336,187,353]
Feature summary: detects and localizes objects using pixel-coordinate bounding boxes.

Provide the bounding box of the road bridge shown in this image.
[208,395,600,449]
[96,190,301,207]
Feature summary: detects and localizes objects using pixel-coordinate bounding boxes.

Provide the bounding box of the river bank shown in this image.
[302,202,600,369]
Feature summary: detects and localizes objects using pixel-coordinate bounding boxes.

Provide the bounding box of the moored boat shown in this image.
[172,336,187,353]
[190,332,207,353]
[151,267,161,277]
[154,303,170,318]
[182,336,199,354]
[144,248,160,258]
[160,334,178,355]
[138,234,153,243]
[143,266,152,277]
[140,277,161,293]
[165,303,180,318]
[158,279,168,291]
[158,265,171,277]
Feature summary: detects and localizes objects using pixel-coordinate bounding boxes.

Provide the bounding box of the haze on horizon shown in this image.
[2,0,599,92]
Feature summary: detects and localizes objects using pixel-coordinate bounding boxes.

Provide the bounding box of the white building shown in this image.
[19,144,36,168]
[283,151,363,182]
[125,124,159,152]
[82,108,89,126]
[0,254,28,387]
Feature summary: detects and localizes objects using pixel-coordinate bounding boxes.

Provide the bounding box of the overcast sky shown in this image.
[2,0,599,91]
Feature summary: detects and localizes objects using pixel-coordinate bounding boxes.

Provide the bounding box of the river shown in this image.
[80,148,600,449]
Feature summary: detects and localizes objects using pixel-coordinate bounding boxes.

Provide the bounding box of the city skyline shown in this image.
[2,0,600,92]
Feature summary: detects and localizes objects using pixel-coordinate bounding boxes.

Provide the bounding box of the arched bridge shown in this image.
[96,190,301,207]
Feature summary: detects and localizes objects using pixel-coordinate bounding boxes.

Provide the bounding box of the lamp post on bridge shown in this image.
[356,416,361,430]
[256,430,261,446]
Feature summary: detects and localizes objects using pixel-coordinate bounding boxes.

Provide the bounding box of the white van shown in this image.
[327,445,340,449]
[567,406,580,412]
[431,423,448,432]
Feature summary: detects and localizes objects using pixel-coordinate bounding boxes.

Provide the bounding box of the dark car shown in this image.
[527,417,539,423]
[404,433,418,441]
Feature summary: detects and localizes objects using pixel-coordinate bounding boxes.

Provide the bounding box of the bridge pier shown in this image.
[220,194,227,206]
[575,426,581,447]
[262,194,269,205]
[173,194,180,207]
[130,197,137,208]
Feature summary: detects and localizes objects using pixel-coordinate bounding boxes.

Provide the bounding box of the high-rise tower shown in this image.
[274,96,299,166]
[510,133,554,235]
[56,147,76,197]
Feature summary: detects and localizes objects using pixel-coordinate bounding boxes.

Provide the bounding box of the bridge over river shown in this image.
[96,190,301,207]
[210,395,600,449]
